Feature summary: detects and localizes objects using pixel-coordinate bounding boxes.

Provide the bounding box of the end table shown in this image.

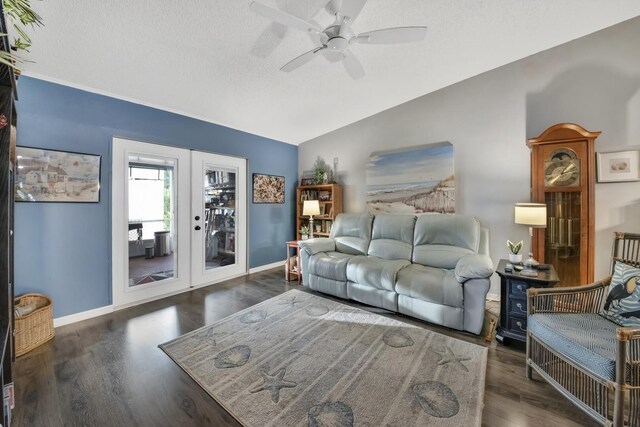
[495,259,559,345]
[285,241,301,285]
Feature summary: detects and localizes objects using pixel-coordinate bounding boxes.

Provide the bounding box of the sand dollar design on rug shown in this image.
[160,289,487,426]
[213,345,251,369]
[382,330,414,348]
[239,309,267,324]
[308,401,354,427]
[305,304,329,317]
[431,346,471,372]
[413,381,460,418]
[249,367,297,403]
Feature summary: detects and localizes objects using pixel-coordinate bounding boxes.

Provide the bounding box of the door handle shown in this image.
[194,226,201,231]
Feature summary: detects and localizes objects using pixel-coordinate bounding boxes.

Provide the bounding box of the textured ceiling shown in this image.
[19,1,640,145]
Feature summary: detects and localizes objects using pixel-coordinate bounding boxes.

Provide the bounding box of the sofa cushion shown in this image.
[308,251,353,282]
[528,313,618,380]
[395,264,463,308]
[330,213,374,255]
[346,256,410,291]
[368,214,416,261]
[413,214,480,268]
[600,261,640,327]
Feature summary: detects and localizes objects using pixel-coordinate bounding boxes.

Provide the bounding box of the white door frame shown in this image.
[112,138,249,309]
[112,137,191,308]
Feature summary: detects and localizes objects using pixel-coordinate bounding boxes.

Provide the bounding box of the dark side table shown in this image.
[495,259,559,345]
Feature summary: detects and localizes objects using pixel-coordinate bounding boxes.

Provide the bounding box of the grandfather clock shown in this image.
[527,123,600,286]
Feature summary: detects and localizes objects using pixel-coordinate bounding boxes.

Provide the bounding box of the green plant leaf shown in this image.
[506,240,523,254]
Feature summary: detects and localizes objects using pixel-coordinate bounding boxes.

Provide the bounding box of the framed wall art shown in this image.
[15,146,101,202]
[596,150,640,183]
[366,142,455,214]
[252,173,285,204]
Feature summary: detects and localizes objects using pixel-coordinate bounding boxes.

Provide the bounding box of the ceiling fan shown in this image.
[249,0,428,80]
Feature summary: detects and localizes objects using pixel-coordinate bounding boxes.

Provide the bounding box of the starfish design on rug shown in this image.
[250,368,297,403]
[278,295,305,307]
[431,346,471,372]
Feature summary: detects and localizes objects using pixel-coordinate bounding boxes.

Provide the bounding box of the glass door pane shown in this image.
[544,191,581,286]
[128,157,176,287]
[204,167,236,270]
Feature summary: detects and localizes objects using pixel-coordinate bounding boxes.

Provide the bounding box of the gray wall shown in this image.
[299,17,640,296]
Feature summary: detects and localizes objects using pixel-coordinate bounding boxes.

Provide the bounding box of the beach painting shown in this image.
[366,142,454,214]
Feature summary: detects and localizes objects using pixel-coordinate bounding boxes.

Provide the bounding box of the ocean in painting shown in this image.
[366,142,454,214]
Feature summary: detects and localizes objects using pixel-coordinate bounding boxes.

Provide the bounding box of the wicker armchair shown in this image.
[526,232,640,427]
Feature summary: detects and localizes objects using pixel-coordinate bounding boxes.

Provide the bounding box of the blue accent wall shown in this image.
[14,77,297,318]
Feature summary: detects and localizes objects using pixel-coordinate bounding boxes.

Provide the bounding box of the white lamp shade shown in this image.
[514,203,547,228]
[303,200,321,216]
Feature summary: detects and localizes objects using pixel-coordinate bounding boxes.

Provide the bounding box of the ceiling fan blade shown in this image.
[281,47,326,72]
[341,50,365,80]
[328,0,368,22]
[250,1,322,34]
[355,26,428,44]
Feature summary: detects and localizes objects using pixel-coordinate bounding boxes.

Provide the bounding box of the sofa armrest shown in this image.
[298,238,336,256]
[454,254,494,283]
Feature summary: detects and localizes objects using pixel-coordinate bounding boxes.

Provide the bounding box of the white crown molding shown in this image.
[19,72,297,146]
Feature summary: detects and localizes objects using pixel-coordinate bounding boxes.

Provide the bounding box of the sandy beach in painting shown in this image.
[367,175,455,214]
[366,143,454,214]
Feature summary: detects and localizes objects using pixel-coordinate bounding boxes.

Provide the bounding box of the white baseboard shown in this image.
[249,260,285,274]
[54,305,114,328]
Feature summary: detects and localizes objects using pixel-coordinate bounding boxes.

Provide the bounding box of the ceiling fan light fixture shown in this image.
[327,37,349,51]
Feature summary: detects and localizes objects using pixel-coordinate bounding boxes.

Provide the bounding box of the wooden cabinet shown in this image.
[528,123,600,286]
[296,184,343,240]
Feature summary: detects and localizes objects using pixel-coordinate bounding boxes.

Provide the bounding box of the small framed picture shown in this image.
[300,178,315,186]
[597,150,640,183]
[252,173,285,204]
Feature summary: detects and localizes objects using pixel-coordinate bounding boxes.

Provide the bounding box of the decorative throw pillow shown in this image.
[601,261,640,327]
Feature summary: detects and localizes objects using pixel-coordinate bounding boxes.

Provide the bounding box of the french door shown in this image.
[112,138,246,308]
[191,151,246,286]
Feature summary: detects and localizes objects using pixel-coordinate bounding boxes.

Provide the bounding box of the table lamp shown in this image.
[514,202,547,277]
[303,200,321,238]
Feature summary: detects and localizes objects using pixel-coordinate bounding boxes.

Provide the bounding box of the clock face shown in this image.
[544,158,580,187]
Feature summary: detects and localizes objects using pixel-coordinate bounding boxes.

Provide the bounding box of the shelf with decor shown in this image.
[296,184,343,240]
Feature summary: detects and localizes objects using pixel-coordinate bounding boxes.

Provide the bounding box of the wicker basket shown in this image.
[14,293,54,357]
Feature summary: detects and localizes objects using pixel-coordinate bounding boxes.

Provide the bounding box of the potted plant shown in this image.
[507,240,523,263]
[0,0,44,72]
[300,225,309,240]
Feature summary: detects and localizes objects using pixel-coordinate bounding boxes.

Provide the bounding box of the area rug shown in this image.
[160,290,487,426]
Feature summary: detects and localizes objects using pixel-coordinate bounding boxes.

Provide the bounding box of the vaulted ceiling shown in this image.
[20,1,640,144]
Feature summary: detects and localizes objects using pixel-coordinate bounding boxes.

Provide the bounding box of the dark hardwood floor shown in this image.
[12,269,597,426]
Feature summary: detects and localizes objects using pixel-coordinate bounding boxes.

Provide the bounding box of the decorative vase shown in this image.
[301,234,309,240]
[509,253,523,264]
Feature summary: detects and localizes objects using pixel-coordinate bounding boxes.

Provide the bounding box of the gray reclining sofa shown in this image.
[298,213,494,334]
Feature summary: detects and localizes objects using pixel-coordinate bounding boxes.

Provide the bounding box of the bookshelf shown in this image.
[296,184,343,240]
